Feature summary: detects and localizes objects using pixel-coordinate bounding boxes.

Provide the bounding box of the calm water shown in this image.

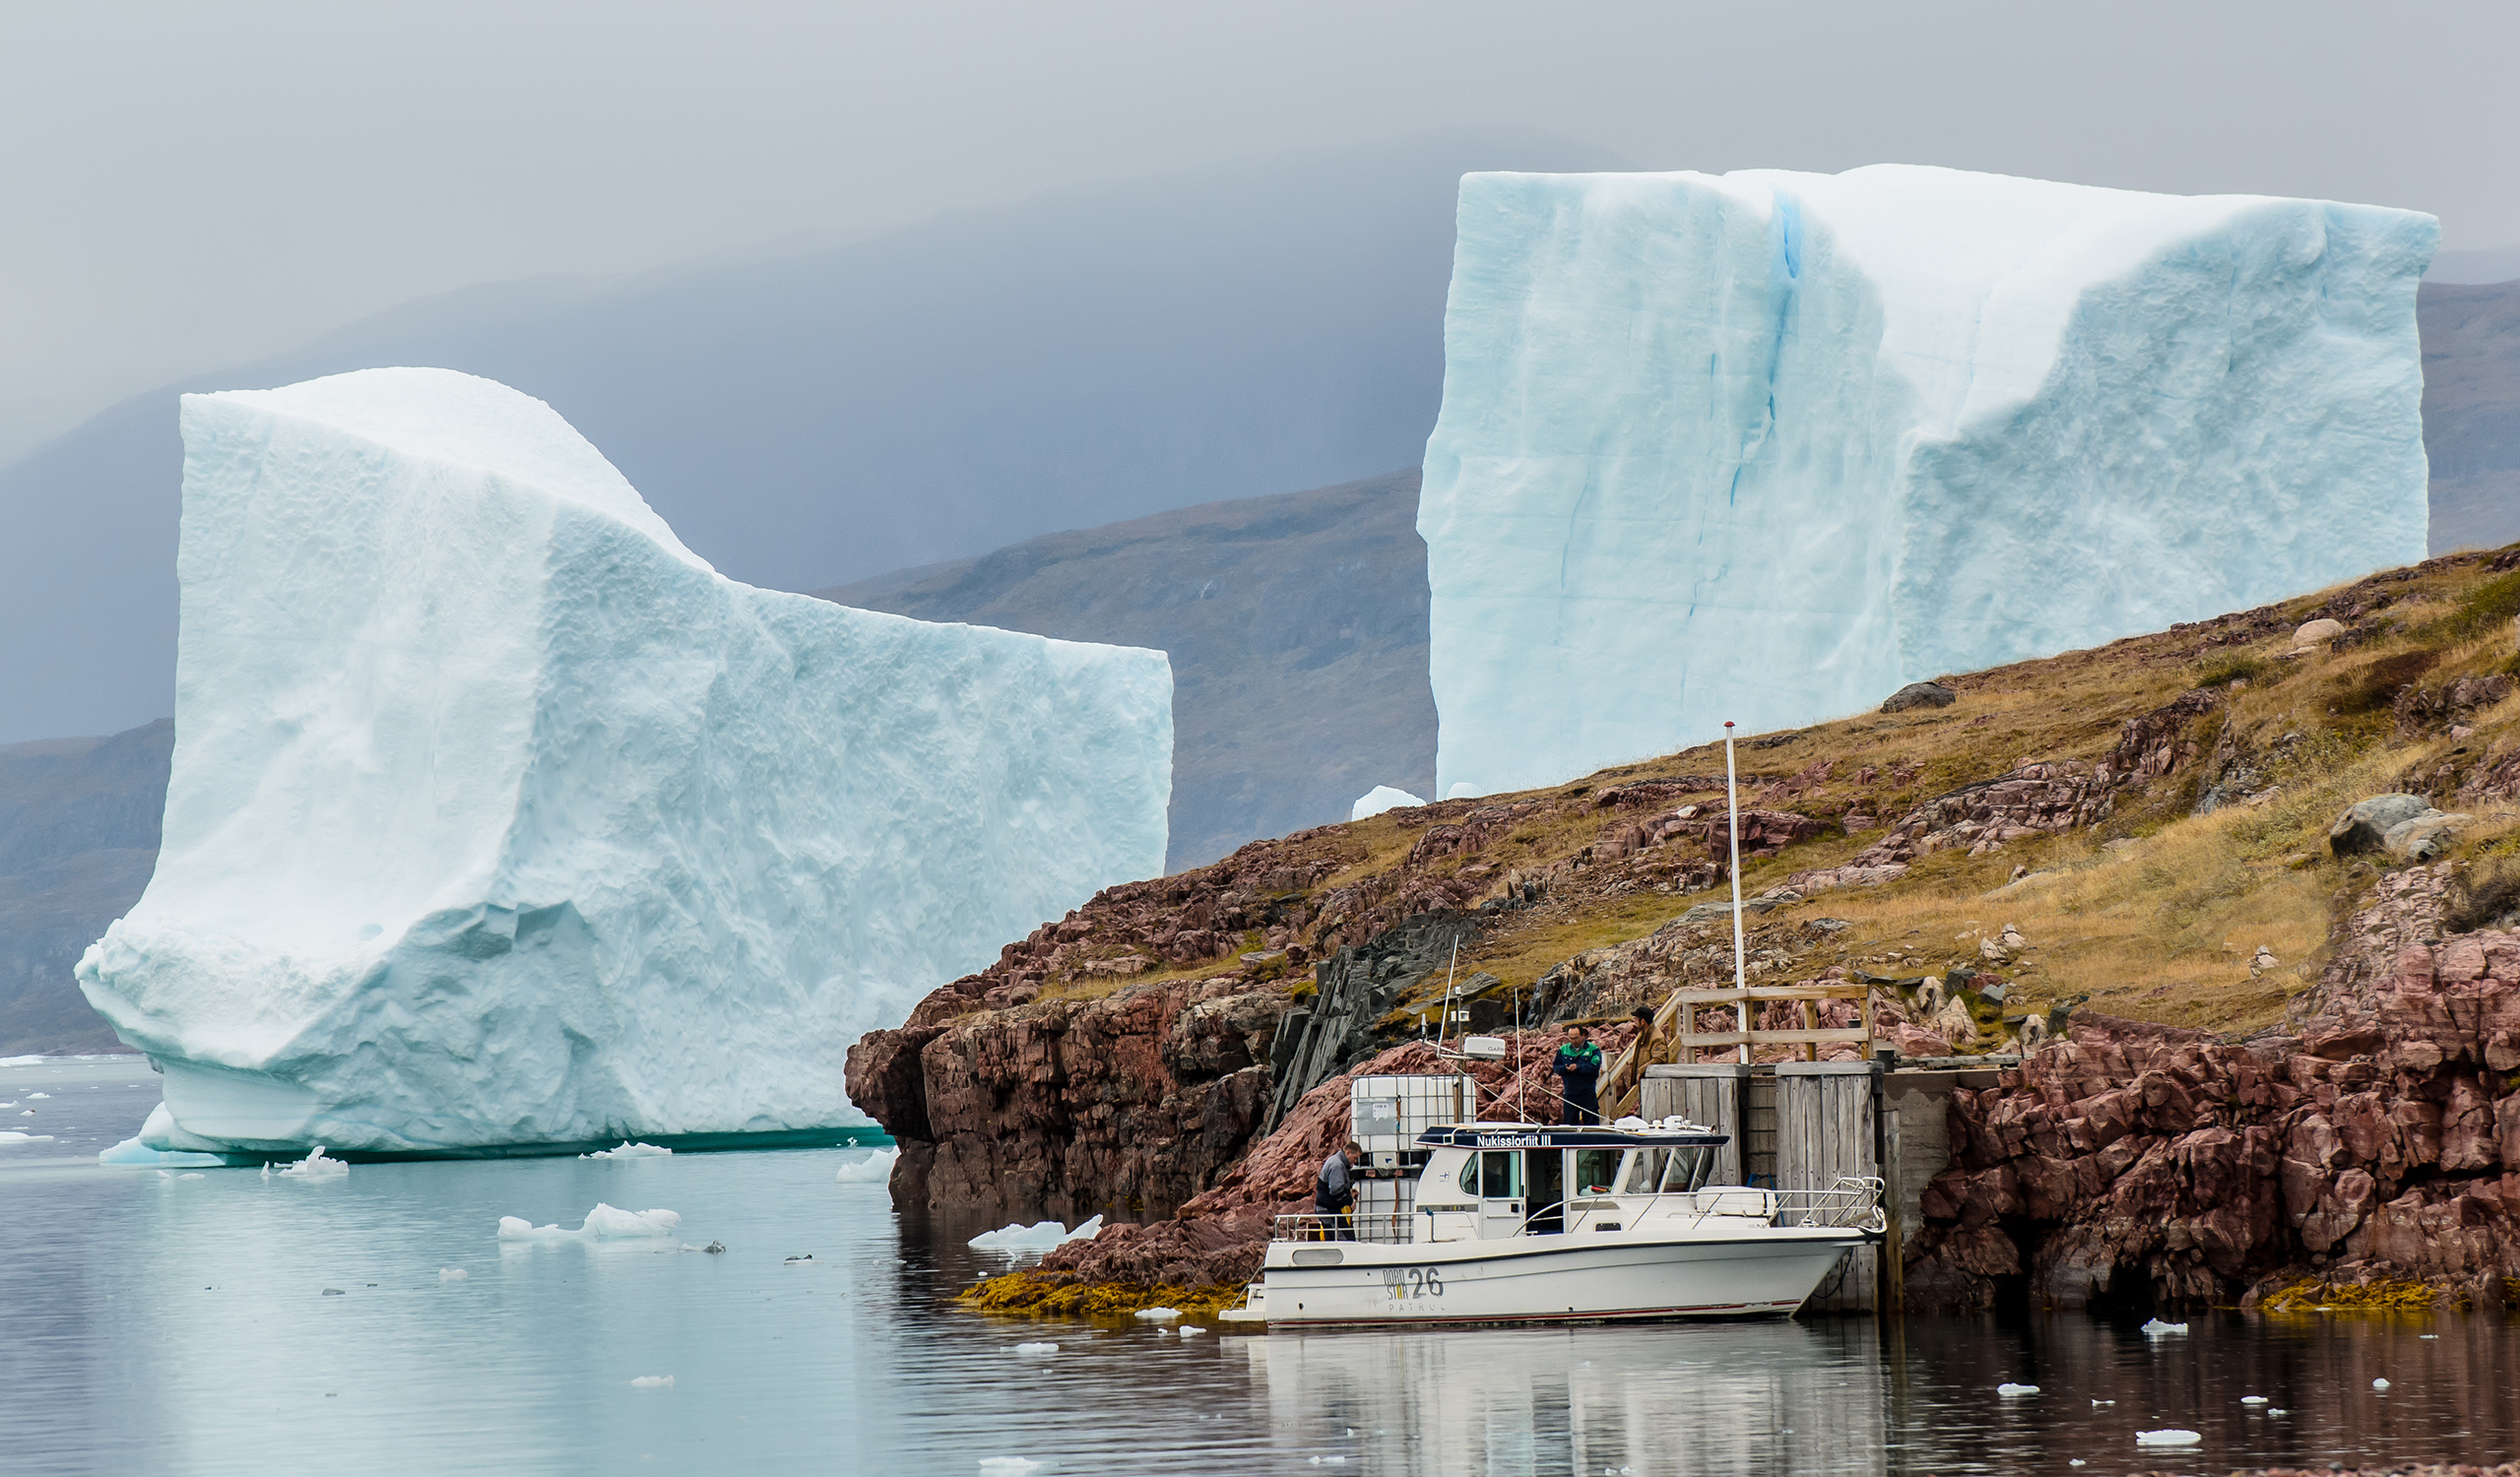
[4,1056,2515,1475]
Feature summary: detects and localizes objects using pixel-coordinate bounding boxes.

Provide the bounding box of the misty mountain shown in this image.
[0,719,170,1055]
[2423,279,2520,555]
[0,128,1628,745]
[821,469,1435,872]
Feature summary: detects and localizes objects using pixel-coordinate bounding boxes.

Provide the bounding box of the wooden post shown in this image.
[1777,1060,1880,1314]
[1879,1107,1905,1316]
[1641,1062,1752,1186]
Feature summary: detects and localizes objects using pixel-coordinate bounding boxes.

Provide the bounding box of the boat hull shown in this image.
[1248,1228,1865,1328]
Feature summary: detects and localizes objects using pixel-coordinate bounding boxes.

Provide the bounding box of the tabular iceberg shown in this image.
[1421,164,2435,798]
[79,368,1172,1154]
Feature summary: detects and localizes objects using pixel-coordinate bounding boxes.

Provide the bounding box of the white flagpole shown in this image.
[1725,722,1749,1065]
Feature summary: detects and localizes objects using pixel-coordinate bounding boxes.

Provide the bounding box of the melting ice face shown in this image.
[1420,163,2434,797]
[78,367,1174,1155]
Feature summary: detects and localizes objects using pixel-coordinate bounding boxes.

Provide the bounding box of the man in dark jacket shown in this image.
[1315,1139,1363,1239]
[1553,1025,1603,1126]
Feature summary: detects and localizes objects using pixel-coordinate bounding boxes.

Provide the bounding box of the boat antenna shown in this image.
[1725,721,1749,1066]
[1441,933,1460,1048]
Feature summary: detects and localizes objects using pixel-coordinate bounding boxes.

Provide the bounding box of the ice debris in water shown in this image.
[0,1130,56,1143]
[2091,1399,2113,1406]
[1419,165,2433,798]
[2135,1431,2201,1446]
[1011,1342,1059,1356]
[1996,1383,2038,1396]
[496,1204,682,1242]
[1133,1305,1182,1320]
[630,1376,674,1388]
[2373,1378,2391,1390]
[1179,1326,1206,1337]
[278,1147,350,1180]
[27,1092,48,1099]
[179,1172,204,1180]
[439,1268,468,1281]
[582,1142,672,1160]
[2140,1317,2187,1336]
[978,1460,1042,1477]
[2241,1395,2268,1405]
[1350,786,1426,821]
[2069,1462,2086,1468]
[833,1147,900,1185]
[969,1214,1102,1252]
[74,367,1174,1159]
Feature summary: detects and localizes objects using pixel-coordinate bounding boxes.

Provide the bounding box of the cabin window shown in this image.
[1467,1150,1523,1199]
[1621,1149,1667,1193]
[1670,1146,1713,1191]
[1574,1149,1621,1197]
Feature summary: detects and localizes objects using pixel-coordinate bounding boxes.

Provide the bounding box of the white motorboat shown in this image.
[1219,1118,1882,1329]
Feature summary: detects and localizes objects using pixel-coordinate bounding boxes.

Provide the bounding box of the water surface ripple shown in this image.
[4,1059,2512,1474]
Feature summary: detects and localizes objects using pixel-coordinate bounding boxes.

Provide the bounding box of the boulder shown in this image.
[2329,794,2433,857]
[1881,681,1958,714]
[2293,616,2346,648]
[2384,810,2472,862]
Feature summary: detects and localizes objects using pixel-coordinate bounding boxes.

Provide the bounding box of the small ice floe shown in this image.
[1011,1342,1059,1356]
[2135,1430,2201,1446]
[1180,1326,1207,1337]
[1308,1459,1348,1467]
[2267,1408,2289,1417]
[834,1146,900,1185]
[630,1375,675,1388]
[322,1287,346,1296]
[2421,1333,2439,1339]
[2240,1395,2268,1405]
[2373,1378,2390,1390]
[1154,1327,1173,1338]
[2090,1399,2114,1406]
[582,1142,672,1160]
[278,1147,351,1180]
[1997,1382,2038,1396]
[978,1459,1043,1476]
[496,1203,682,1242]
[2069,1462,2087,1468]
[2140,1317,2187,1336]
[0,1130,57,1144]
[439,1268,468,1281]
[968,1214,1103,1252]
[1133,1306,1182,1320]
[179,1172,204,1180]
[27,1091,50,1099]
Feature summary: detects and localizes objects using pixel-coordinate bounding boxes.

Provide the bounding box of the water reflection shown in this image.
[4,1057,2515,1476]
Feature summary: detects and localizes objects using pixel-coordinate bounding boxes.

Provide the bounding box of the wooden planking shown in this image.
[1640,1067,1747,1186]
[1777,1065,1878,1314]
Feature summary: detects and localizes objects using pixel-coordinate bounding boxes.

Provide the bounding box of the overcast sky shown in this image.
[4,0,2514,464]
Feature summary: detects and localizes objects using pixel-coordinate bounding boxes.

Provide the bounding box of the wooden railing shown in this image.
[1601,979,1876,1120]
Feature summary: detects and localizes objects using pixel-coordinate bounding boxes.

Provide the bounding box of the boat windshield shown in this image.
[1575,1148,1621,1196]
[1622,1146,1714,1193]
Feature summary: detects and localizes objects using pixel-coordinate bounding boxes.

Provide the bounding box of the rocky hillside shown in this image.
[852,543,2520,1312]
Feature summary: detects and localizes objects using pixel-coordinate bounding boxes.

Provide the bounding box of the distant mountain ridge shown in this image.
[820,469,1436,872]
[0,720,171,1055]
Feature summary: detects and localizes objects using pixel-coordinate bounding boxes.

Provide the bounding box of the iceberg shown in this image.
[1350,786,1427,821]
[1421,164,2434,797]
[78,368,1173,1154]
[498,1203,682,1242]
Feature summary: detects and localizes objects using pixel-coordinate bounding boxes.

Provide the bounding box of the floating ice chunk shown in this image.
[2241,1395,2268,1405]
[1421,165,2435,798]
[0,1130,56,1144]
[75,367,1173,1157]
[2267,1408,2288,1417]
[630,1376,674,1388]
[27,1092,49,1099]
[179,1172,205,1180]
[968,1214,1102,1252]
[278,1147,350,1180]
[2140,1317,2187,1336]
[834,1147,901,1185]
[582,1142,672,1160]
[2069,1462,2086,1468]
[1154,1328,1173,1338]
[1133,1306,1183,1320]
[1179,1326,1206,1337]
[1996,1383,2038,1396]
[496,1203,681,1242]
[978,1460,1042,1476]
[439,1267,468,1281]
[0,1055,47,1065]
[1350,787,1427,821]
[2373,1378,2390,1390]
[1011,1342,1060,1356]
[2135,1430,2201,1446]
[2091,1399,2113,1406]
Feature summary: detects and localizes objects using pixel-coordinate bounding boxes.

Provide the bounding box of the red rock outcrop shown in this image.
[1905,863,2520,1313]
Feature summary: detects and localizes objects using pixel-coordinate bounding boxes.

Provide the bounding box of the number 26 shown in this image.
[1404,1266,1445,1298]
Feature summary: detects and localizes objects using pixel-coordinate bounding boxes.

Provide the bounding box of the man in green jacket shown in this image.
[1553,1025,1603,1126]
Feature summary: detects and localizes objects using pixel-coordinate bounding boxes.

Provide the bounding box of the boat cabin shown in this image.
[1403,1123,1729,1240]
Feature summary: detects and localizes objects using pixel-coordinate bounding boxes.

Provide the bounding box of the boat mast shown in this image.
[1725,721,1749,1066]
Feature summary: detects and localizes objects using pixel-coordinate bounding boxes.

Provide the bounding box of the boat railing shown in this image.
[1269,1212,1414,1246]
[1769,1176,1886,1234]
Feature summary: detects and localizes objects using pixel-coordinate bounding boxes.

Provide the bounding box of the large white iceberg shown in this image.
[78,368,1172,1154]
[1421,164,2435,798]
